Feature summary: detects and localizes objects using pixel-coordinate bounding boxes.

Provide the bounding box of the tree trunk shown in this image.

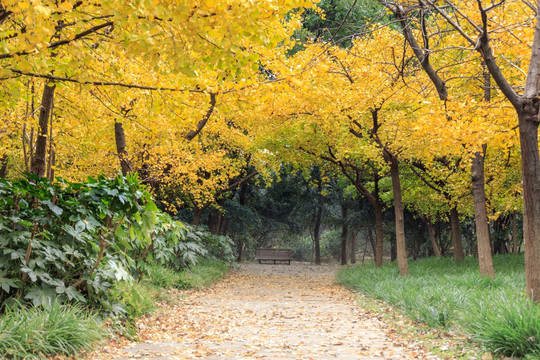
[426,220,442,258]
[471,147,495,278]
[390,235,396,262]
[46,149,55,180]
[367,224,376,257]
[513,212,519,254]
[219,217,229,235]
[390,159,409,275]
[350,230,357,264]
[314,206,322,265]
[30,82,55,177]
[237,241,245,262]
[450,207,465,262]
[193,206,203,226]
[374,201,384,266]
[208,208,222,234]
[114,121,133,176]
[340,203,348,265]
[518,108,540,301]
[0,155,7,178]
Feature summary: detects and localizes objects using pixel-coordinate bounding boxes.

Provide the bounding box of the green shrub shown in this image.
[0,173,156,310]
[0,302,103,359]
[111,281,157,321]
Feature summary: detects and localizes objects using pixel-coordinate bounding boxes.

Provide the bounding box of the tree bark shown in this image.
[314,206,322,265]
[340,203,348,265]
[426,219,442,257]
[519,108,540,301]
[450,207,465,262]
[350,230,357,264]
[0,155,7,178]
[374,201,384,266]
[30,82,55,177]
[114,121,133,176]
[193,206,203,226]
[390,158,409,275]
[208,207,222,234]
[471,147,495,278]
[513,212,519,254]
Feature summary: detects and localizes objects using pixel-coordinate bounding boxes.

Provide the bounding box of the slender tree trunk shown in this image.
[114,121,133,176]
[193,206,203,226]
[219,217,229,235]
[350,230,357,264]
[390,159,409,275]
[46,149,55,180]
[237,241,245,262]
[208,208,222,234]
[0,155,7,178]
[390,236,397,262]
[314,206,322,265]
[513,212,519,254]
[367,224,376,259]
[471,146,495,278]
[450,207,465,262]
[340,203,348,265]
[374,201,384,266]
[46,101,55,181]
[31,82,55,177]
[426,220,442,258]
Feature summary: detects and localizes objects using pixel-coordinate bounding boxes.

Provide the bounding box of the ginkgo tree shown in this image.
[0,0,317,220]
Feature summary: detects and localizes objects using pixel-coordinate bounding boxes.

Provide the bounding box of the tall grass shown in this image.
[177,258,230,289]
[0,302,104,359]
[338,254,539,357]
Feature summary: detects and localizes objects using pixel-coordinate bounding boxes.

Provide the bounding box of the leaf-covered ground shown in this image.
[92,263,445,360]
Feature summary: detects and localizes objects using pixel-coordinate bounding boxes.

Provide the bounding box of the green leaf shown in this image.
[42,200,63,216]
[0,277,17,293]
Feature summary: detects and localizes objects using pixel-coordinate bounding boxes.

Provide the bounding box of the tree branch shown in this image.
[9,69,205,93]
[215,170,259,197]
[0,21,114,60]
[184,92,218,141]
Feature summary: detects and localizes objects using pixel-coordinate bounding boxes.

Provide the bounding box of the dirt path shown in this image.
[94,263,441,360]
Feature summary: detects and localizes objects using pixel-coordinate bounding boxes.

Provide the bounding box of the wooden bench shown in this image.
[256,248,293,265]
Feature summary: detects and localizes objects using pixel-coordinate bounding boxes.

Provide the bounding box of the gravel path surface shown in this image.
[92,262,441,360]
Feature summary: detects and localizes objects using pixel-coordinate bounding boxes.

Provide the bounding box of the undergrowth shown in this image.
[0,302,103,360]
[338,254,539,358]
[0,259,230,358]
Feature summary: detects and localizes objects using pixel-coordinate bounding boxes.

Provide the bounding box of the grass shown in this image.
[0,302,104,359]
[338,254,540,358]
[0,259,230,359]
[177,258,230,289]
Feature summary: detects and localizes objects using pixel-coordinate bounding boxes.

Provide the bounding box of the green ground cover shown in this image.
[338,255,540,358]
[0,260,230,360]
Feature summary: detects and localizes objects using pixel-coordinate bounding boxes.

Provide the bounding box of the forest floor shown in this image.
[89,263,452,360]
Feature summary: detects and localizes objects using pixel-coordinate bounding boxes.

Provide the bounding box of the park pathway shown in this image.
[96,263,440,360]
